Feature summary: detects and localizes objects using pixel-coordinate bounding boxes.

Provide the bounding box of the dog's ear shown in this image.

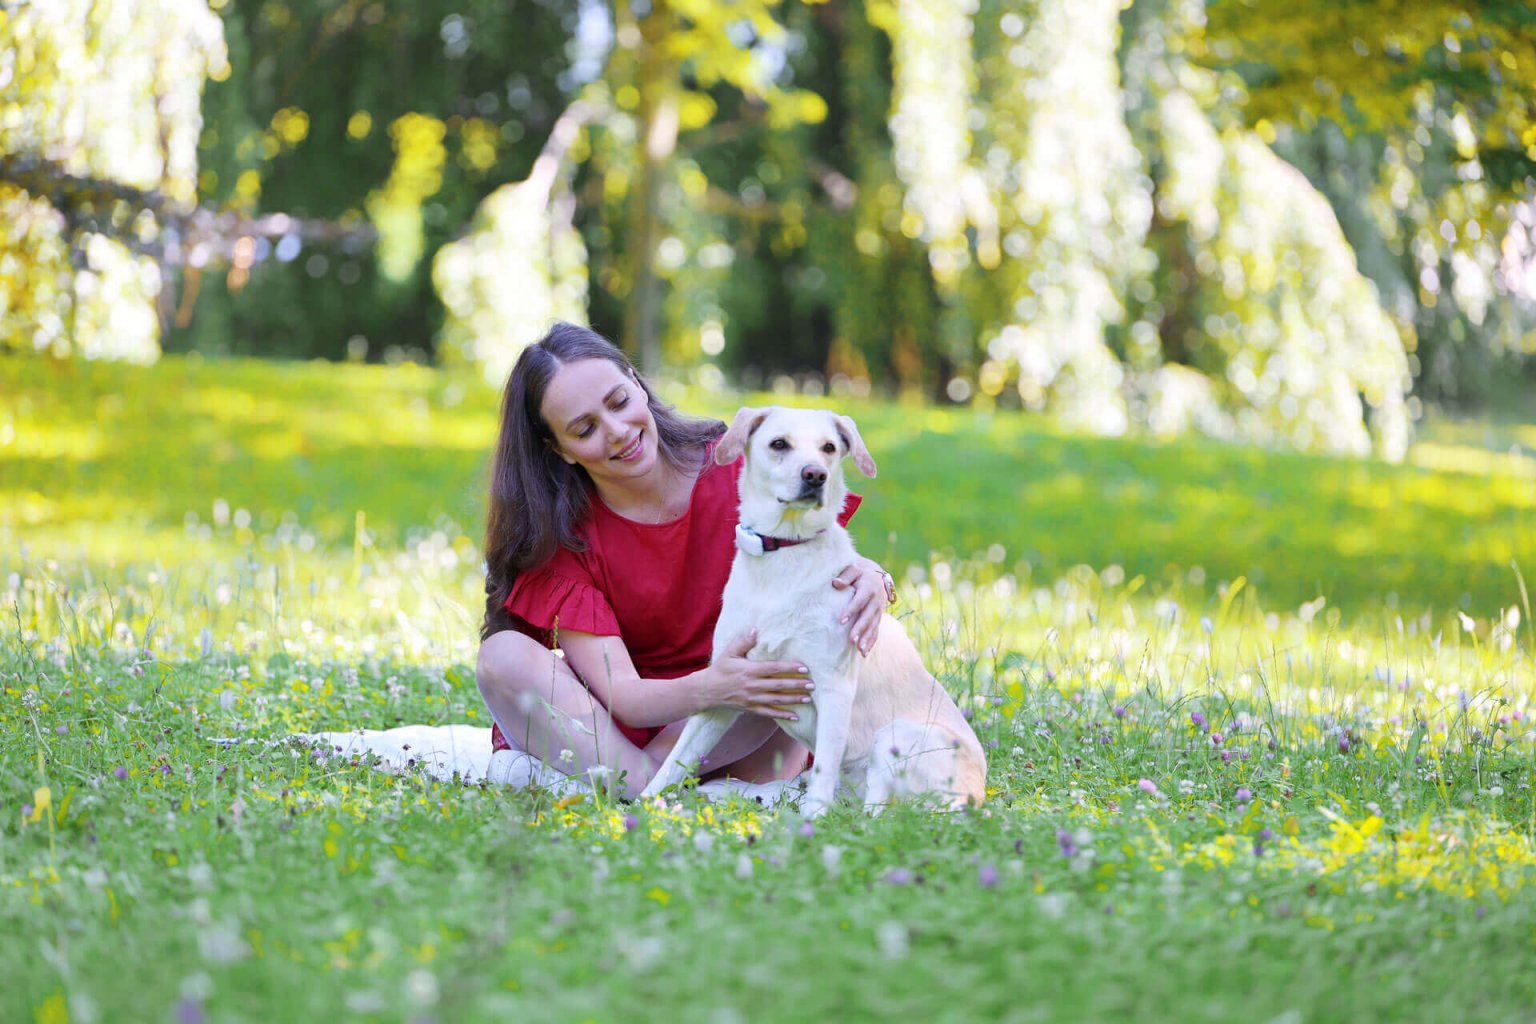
[716,406,772,465]
[835,415,877,477]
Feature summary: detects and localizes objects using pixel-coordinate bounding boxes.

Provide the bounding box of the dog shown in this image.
[641,406,987,815]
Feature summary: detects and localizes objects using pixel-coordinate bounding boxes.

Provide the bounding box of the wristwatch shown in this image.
[878,569,897,605]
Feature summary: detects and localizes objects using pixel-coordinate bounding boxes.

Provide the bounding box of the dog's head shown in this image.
[715,406,876,531]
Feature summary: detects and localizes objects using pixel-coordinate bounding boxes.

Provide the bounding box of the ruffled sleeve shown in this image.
[505,564,621,641]
[838,492,862,526]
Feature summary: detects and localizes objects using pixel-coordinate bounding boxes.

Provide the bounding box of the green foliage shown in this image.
[5,0,1533,450]
[0,0,227,359]
[1197,0,1536,406]
[171,0,576,362]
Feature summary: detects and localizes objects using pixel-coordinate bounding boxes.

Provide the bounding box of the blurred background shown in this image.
[1,0,1533,457]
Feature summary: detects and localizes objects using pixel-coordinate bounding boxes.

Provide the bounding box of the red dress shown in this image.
[490,449,861,752]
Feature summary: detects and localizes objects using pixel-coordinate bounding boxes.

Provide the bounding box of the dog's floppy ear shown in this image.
[835,414,877,477]
[716,406,772,465]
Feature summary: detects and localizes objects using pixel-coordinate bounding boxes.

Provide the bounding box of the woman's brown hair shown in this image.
[481,322,724,639]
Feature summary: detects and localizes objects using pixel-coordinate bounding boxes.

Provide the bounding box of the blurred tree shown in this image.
[1197,0,1536,406]
[0,0,227,360]
[171,0,576,362]
[436,0,833,376]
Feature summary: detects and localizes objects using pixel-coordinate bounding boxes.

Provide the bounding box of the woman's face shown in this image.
[539,358,660,485]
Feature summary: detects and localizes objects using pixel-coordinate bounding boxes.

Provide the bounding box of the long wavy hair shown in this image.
[481,322,725,639]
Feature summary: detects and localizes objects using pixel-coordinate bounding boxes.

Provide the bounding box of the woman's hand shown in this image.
[832,557,894,657]
[707,630,814,721]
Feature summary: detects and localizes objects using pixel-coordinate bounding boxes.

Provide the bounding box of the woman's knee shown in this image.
[475,630,550,702]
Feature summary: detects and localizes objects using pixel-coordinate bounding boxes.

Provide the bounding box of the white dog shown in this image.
[642,406,987,815]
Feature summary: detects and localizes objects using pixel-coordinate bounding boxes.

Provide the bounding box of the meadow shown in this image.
[4,355,1536,1022]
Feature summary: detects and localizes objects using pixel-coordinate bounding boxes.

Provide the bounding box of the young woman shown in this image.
[475,323,894,798]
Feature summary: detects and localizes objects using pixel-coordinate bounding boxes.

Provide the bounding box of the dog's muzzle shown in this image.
[796,465,827,504]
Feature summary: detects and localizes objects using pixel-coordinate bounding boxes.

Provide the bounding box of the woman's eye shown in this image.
[768,438,789,451]
[613,395,630,410]
[577,423,595,438]
[822,443,837,454]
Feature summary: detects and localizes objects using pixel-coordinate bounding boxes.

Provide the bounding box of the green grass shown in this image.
[4,355,1536,1022]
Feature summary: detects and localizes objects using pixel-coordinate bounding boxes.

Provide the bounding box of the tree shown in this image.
[0,0,227,359]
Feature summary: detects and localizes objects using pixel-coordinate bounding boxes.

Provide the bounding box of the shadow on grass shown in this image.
[4,356,1534,616]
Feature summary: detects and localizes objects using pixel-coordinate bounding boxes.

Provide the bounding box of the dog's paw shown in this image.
[802,796,833,818]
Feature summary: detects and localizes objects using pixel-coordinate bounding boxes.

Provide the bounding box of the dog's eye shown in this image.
[821,443,837,454]
[768,438,789,451]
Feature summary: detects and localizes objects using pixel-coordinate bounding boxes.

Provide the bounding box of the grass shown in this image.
[3,354,1536,1022]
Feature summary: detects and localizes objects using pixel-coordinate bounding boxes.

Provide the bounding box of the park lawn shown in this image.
[3,355,1536,1022]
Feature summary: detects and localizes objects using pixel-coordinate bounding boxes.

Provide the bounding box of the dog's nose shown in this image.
[801,466,827,488]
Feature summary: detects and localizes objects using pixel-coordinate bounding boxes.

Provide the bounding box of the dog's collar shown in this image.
[735,523,825,557]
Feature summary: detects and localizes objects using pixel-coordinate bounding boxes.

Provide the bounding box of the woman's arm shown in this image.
[558,629,816,729]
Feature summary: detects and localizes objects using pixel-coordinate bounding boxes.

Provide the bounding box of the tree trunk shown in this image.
[620,0,679,374]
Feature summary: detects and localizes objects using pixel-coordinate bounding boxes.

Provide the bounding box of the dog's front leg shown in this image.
[641,708,741,797]
[801,668,857,817]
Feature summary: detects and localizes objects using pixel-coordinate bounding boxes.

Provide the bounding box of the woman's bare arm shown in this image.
[559,629,816,728]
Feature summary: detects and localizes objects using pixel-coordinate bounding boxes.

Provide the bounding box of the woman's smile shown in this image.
[612,431,644,462]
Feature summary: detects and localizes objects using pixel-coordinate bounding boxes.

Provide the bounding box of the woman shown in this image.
[475,323,894,798]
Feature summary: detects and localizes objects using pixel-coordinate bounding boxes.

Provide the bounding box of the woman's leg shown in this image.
[476,630,658,798]
[644,715,809,785]
[707,728,810,783]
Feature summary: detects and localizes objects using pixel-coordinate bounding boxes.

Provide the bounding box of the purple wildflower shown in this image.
[883,868,913,886]
[1190,710,1208,731]
[1210,732,1223,747]
[175,999,206,1024]
[1113,706,1127,719]
[1056,829,1078,859]
[1338,735,1351,754]
[797,821,816,838]
[1258,828,1274,841]
[1235,788,1252,803]
[21,804,32,819]
[977,863,1000,888]
[622,813,638,832]
[113,766,128,779]
[55,724,68,734]
[1137,778,1158,796]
